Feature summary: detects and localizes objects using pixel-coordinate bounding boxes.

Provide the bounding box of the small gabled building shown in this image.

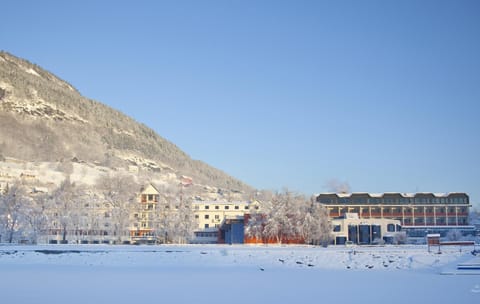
[331,213,402,245]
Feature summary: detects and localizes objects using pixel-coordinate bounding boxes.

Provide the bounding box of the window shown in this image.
[387,224,395,232]
[354,198,366,204]
[215,215,220,220]
[245,206,249,210]
[215,206,219,210]
[204,224,209,228]
[194,205,199,210]
[148,194,154,201]
[204,215,209,219]
[333,225,341,232]
[205,206,210,210]
[234,206,239,210]
[195,215,199,219]
[224,206,229,210]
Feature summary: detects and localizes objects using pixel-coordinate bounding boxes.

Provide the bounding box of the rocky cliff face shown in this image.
[0,51,252,199]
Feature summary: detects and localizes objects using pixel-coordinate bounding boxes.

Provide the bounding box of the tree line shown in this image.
[0,174,139,244]
[246,190,332,246]
[1,176,332,245]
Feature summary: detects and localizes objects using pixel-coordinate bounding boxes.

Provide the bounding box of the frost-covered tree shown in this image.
[23,192,49,244]
[153,185,196,244]
[245,205,268,243]
[303,203,321,245]
[49,178,82,243]
[261,190,306,244]
[302,200,332,247]
[246,191,333,246]
[172,195,196,244]
[96,173,139,243]
[0,182,29,243]
[154,194,177,243]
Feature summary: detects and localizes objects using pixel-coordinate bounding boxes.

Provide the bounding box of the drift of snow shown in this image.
[25,67,40,77]
[0,245,479,304]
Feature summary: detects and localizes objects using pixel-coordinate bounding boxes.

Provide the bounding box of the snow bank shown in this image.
[0,245,478,304]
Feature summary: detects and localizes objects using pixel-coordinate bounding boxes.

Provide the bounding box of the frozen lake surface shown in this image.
[1,244,479,304]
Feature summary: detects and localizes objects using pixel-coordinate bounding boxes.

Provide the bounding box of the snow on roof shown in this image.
[317,192,467,198]
[192,200,250,205]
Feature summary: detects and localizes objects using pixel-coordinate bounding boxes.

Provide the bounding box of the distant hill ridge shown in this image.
[0,51,252,195]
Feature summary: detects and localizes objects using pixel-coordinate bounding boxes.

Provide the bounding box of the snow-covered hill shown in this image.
[0,51,252,199]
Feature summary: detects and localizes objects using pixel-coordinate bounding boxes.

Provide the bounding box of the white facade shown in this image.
[331,213,401,245]
[191,200,258,243]
[131,184,257,244]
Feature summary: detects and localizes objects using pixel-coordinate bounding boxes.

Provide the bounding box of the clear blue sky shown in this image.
[1,1,479,208]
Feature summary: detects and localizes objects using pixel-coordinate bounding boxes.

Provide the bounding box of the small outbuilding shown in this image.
[331,213,402,245]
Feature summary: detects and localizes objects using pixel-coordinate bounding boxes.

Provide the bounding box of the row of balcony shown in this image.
[330,211,469,218]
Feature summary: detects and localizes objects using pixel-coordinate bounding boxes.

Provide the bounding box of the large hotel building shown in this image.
[316,192,473,237]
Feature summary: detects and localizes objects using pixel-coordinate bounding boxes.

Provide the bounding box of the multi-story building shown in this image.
[317,192,473,238]
[191,200,257,243]
[130,183,256,244]
[130,184,160,244]
[46,192,117,244]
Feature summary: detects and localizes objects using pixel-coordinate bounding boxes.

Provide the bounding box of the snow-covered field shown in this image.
[1,244,479,304]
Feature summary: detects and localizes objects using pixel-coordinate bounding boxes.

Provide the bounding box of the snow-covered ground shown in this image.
[1,244,479,304]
